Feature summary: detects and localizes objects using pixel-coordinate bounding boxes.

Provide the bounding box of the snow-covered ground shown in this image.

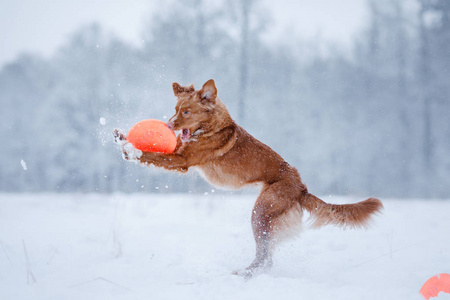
[0,193,449,300]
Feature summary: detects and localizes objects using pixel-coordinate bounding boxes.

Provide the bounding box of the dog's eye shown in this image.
[182,111,191,116]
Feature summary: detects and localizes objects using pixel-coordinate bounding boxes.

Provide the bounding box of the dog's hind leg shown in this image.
[236,181,302,277]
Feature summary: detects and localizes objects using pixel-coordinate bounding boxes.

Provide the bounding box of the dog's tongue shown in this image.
[181,129,191,142]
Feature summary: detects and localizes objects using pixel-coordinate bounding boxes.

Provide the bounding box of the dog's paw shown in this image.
[113,129,142,162]
[232,268,262,279]
[122,142,143,161]
[113,129,127,145]
[232,260,272,279]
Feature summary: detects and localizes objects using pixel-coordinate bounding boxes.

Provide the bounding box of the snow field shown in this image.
[0,193,449,300]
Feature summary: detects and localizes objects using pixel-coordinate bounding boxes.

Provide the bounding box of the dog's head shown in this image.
[168,79,229,142]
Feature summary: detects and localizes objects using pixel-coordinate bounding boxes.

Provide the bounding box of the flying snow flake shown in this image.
[20,160,27,171]
[99,117,106,125]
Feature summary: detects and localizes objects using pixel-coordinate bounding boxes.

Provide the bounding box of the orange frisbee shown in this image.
[127,119,177,153]
[420,273,450,300]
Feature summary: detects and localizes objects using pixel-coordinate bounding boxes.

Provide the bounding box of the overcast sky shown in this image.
[0,0,367,67]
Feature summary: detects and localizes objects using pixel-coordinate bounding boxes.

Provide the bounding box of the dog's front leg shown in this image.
[113,129,189,172]
[139,152,189,172]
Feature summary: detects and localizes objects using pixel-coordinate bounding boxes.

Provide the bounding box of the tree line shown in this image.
[1,0,449,198]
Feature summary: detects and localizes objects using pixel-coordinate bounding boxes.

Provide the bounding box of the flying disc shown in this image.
[127,119,177,153]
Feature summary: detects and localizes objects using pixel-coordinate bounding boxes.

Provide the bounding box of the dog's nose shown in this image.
[167,121,174,130]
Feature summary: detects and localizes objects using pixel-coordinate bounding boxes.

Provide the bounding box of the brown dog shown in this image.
[113,79,383,277]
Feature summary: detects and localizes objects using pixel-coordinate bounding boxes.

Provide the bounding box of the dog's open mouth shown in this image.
[181,128,191,142]
[180,128,204,142]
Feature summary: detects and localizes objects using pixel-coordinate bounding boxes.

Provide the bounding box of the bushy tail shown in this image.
[300,192,383,229]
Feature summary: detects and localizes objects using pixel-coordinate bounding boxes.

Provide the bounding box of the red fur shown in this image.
[114,79,383,277]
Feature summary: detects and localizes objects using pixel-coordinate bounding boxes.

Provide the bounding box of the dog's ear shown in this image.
[173,83,195,96]
[172,82,184,96]
[200,79,217,106]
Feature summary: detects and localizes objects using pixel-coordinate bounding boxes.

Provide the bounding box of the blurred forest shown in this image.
[1,0,449,198]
